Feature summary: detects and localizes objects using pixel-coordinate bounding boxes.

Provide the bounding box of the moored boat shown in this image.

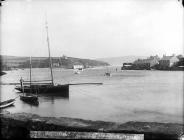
[15,18,69,96]
[15,83,69,95]
[104,72,111,76]
[20,94,39,105]
[0,99,15,109]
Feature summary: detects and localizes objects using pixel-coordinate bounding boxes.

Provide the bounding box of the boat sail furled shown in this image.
[15,16,69,96]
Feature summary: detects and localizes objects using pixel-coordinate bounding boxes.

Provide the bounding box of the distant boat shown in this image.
[74,70,81,74]
[104,72,111,76]
[15,17,69,96]
[0,99,15,109]
[104,66,111,76]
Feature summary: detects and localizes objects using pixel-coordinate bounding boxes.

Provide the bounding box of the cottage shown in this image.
[53,62,60,67]
[121,63,133,70]
[73,64,84,70]
[133,56,159,70]
[159,55,179,68]
[52,58,60,67]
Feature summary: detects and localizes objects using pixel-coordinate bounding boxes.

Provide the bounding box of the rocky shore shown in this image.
[0,111,183,139]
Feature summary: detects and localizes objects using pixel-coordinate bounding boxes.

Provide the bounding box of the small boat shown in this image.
[19,57,39,105]
[74,70,81,74]
[0,99,15,109]
[104,72,111,76]
[104,66,111,76]
[20,94,38,105]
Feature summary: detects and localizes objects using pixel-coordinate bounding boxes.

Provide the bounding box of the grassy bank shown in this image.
[0,112,183,139]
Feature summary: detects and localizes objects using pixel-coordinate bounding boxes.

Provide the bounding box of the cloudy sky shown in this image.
[1,0,183,59]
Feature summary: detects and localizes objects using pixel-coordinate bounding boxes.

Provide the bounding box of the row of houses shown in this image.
[122,54,184,70]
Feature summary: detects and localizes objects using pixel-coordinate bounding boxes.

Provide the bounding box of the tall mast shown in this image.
[30,56,32,93]
[45,17,54,85]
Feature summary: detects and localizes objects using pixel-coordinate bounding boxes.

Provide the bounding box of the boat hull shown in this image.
[0,99,15,109]
[20,95,39,105]
[15,84,69,97]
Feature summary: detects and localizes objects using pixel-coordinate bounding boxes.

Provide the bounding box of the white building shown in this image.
[73,65,84,70]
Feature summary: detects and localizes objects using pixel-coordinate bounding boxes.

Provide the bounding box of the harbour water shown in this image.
[0,67,183,124]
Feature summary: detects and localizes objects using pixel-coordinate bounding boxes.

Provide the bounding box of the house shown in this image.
[52,58,60,67]
[52,62,60,67]
[121,63,133,70]
[73,63,84,70]
[62,55,68,59]
[159,55,179,68]
[133,55,159,70]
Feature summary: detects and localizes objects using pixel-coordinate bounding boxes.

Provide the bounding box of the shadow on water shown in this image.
[38,92,69,98]
[15,91,69,99]
[19,99,39,107]
[38,92,69,105]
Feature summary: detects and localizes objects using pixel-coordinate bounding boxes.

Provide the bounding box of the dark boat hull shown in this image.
[15,84,69,97]
[20,95,39,105]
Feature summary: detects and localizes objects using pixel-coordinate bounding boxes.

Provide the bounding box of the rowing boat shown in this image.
[0,99,15,109]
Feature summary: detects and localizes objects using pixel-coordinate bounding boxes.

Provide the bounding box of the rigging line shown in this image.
[30,56,32,94]
[45,12,54,86]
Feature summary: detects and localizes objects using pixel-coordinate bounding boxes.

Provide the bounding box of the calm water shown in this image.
[0,67,183,124]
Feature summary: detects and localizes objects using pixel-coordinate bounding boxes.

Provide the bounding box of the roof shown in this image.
[160,56,179,61]
[161,56,173,61]
[73,62,83,65]
[134,58,157,64]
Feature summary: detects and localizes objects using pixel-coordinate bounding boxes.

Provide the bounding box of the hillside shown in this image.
[96,56,147,66]
[0,55,109,70]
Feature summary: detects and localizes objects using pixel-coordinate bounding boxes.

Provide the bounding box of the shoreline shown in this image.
[1,111,183,139]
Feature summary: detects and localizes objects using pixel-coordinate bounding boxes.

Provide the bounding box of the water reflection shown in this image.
[38,93,69,104]
[19,99,39,107]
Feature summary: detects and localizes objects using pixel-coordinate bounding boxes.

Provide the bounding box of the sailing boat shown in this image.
[15,18,69,96]
[19,57,39,105]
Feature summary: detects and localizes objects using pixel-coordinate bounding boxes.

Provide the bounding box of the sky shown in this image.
[1,0,183,59]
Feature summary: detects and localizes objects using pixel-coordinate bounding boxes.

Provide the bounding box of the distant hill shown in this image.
[96,56,147,66]
[0,55,109,70]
